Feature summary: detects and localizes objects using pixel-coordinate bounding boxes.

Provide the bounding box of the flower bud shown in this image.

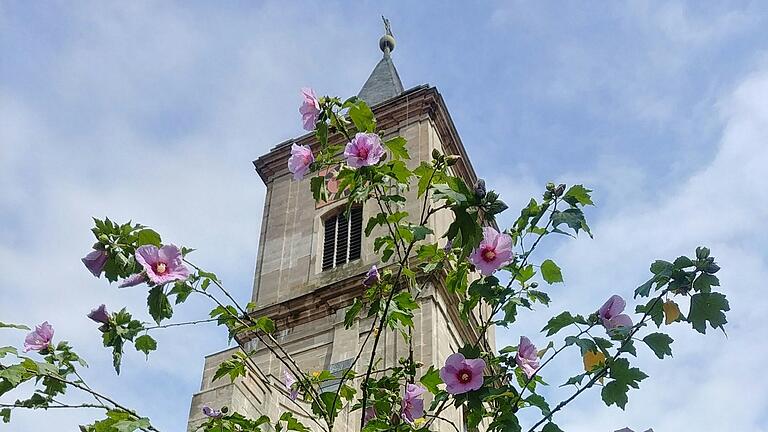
[705,262,720,274]
[446,155,460,166]
[474,179,487,199]
[696,246,710,260]
[546,182,556,191]
[554,184,566,197]
[529,282,539,288]
[432,148,442,160]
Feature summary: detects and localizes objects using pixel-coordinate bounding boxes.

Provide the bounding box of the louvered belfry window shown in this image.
[322,206,363,270]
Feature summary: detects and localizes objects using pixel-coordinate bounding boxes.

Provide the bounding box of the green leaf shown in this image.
[634,278,654,298]
[642,333,673,359]
[0,322,30,331]
[601,358,648,409]
[420,366,443,394]
[393,291,419,311]
[253,316,276,334]
[383,137,409,160]
[542,422,564,432]
[542,312,582,336]
[147,287,173,324]
[601,379,629,409]
[409,224,433,242]
[344,299,363,329]
[562,184,594,206]
[169,281,193,304]
[540,259,563,284]
[213,353,247,383]
[527,290,551,305]
[650,260,673,277]
[516,264,536,283]
[565,336,597,356]
[561,373,587,387]
[347,100,376,133]
[134,335,157,358]
[310,175,326,202]
[136,228,161,246]
[0,347,17,359]
[551,208,592,237]
[693,273,720,293]
[0,408,9,423]
[635,298,664,327]
[688,292,729,334]
[525,393,550,416]
[280,412,311,432]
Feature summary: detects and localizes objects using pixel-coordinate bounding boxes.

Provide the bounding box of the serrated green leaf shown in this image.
[542,423,564,432]
[540,259,563,284]
[642,333,673,359]
[383,137,409,160]
[420,365,443,394]
[136,229,161,246]
[0,322,30,331]
[147,287,173,324]
[134,335,157,358]
[562,184,594,206]
[542,312,579,336]
[688,292,729,334]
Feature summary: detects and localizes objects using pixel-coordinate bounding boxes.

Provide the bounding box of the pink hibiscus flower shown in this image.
[599,295,633,330]
[344,133,385,168]
[439,353,486,395]
[299,88,321,131]
[81,249,108,277]
[24,321,54,352]
[469,227,514,276]
[287,143,314,181]
[401,383,426,423]
[119,245,189,287]
[515,336,540,379]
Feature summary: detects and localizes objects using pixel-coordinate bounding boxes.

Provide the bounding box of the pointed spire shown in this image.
[358,16,404,106]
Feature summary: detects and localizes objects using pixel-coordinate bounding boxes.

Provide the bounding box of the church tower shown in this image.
[187,23,493,431]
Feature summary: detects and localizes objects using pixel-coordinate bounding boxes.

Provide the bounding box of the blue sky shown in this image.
[2,1,767,431]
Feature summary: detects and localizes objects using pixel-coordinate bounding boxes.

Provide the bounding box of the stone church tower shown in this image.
[187,26,493,432]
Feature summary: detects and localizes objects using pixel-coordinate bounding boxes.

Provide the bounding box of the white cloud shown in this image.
[495,60,768,431]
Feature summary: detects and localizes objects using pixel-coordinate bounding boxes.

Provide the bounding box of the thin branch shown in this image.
[143,318,218,330]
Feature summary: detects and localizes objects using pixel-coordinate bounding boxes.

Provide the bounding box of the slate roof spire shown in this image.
[357,16,404,106]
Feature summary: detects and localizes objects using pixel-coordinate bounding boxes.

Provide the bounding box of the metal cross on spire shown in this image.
[382,15,393,37]
[379,16,396,54]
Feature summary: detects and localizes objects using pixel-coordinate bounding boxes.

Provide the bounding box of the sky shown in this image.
[1,1,767,431]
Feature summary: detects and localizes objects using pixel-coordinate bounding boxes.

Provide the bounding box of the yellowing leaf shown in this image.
[583,350,606,372]
[663,300,681,324]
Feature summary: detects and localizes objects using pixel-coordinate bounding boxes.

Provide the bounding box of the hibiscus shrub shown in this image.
[0,92,730,432]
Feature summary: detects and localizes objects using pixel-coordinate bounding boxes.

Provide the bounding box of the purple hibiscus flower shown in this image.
[515,336,540,379]
[287,143,315,181]
[24,321,54,352]
[283,370,299,401]
[363,265,380,287]
[599,295,633,330]
[344,133,385,168]
[202,405,223,419]
[468,226,514,276]
[299,88,321,131]
[81,249,108,277]
[401,383,426,423]
[119,245,189,287]
[439,353,486,395]
[87,304,110,324]
[363,406,377,425]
